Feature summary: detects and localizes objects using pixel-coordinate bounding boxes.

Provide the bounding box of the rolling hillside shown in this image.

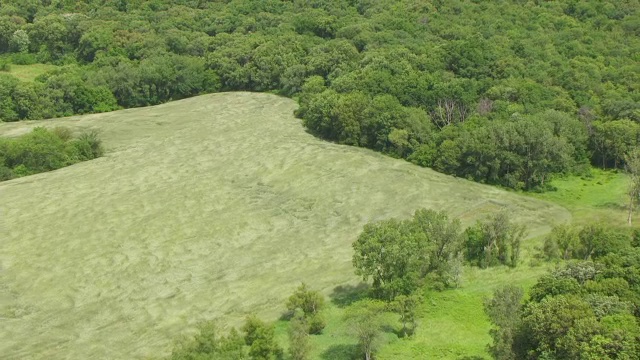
[0,93,569,359]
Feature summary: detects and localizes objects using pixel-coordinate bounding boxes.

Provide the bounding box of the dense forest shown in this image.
[0,0,639,190]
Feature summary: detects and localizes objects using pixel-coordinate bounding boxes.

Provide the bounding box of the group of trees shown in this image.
[465,212,527,268]
[0,126,103,181]
[170,316,282,360]
[487,231,640,359]
[169,284,325,360]
[352,209,465,300]
[353,209,526,300]
[0,0,638,189]
[542,223,633,261]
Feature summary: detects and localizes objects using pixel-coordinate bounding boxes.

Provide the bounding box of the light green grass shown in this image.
[272,264,552,360]
[3,63,57,82]
[533,169,631,226]
[0,93,569,359]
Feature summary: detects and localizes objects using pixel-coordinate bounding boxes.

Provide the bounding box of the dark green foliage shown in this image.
[489,243,640,360]
[288,310,311,360]
[0,127,104,181]
[464,212,527,268]
[344,299,387,360]
[285,283,326,334]
[242,316,282,360]
[0,0,640,190]
[352,209,463,300]
[543,224,579,261]
[390,294,420,338]
[170,322,248,360]
[484,286,524,360]
[0,0,637,190]
[543,224,633,262]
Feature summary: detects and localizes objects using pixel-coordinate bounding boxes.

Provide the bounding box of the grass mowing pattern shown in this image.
[0,93,569,359]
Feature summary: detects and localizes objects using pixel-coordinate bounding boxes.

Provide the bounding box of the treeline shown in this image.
[1,0,639,189]
[0,126,103,181]
[487,227,640,360]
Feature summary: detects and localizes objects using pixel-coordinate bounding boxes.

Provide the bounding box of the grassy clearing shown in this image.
[272,264,552,360]
[0,93,568,359]
[533,169,631,226]
[2,63,58,82]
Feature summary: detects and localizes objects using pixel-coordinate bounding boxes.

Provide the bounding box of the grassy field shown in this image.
[1,63,58,82]
[534,168,631,226]
[0,93,569,359]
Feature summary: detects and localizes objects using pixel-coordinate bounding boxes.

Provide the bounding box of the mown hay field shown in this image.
[0,93,569,359]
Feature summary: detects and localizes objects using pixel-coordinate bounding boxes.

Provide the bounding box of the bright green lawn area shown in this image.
[2,63,57,81]
[0,93,568,359]
[273,264,551,360]
[533,168,631,226]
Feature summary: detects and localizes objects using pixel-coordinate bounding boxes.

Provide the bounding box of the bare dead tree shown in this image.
[477,97,493,116]
[432,98,468,129]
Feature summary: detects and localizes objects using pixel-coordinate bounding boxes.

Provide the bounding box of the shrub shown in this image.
[307,313,326,335]
[0,127,104,182]
[73,130,104,159]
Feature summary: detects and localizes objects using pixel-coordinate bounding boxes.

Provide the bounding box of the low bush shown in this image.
[0,127,104,181]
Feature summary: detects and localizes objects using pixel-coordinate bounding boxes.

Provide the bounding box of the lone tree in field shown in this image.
[344,299,387,360]
[624,147,640,225]
[286,283,326,334]
[288,309,311,360]
[484,285,524,360]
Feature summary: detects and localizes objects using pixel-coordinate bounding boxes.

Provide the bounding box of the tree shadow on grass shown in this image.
[457,356,487,360]
[320,344,359,360]
[329,283,370,308]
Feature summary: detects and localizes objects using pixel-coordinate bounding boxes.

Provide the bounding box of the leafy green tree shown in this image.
[391,294,420,337]
[411,209,464,284]
[242,315,282,360]
[9,29,29,53]
[578,224,617,260]
[78,27,114,62]
[352,209,464,299]
[591,120,639,169]
[344,299,387,360]
[286,283,326,334]
[484,285,524,360]
[519,295,595,359]
[288,309,310,360]
[170,322,248,360]
[465,212,527,268]
[543,224,579,260]
[352,218,422,300]
[286,283,325,317]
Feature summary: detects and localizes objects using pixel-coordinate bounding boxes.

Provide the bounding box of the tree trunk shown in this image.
[628,196,634,225]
